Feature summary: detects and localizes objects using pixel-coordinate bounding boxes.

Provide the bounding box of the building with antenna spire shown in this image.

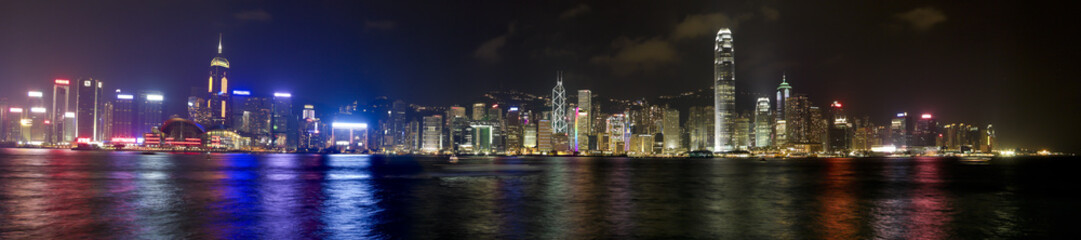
[552,72,567,134]
[201,33,231,128]
[714,28,735,151]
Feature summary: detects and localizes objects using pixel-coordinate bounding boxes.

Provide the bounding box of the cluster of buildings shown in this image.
[0,36,296,151]
[0,30,1000,156]
[0,78,166,148]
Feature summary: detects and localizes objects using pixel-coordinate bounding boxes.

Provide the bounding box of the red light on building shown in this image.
[111,137,137,143]
[43,120,51,125]
[492,104,499,108]
[55,79,70,85]
[921,114,933,119]
[76,137,91,144]
[831,101,842,108]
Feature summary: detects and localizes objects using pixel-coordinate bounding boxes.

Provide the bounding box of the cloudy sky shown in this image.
[1,0,1078,151]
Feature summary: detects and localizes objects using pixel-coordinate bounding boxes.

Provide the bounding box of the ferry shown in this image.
[960,156,992,163]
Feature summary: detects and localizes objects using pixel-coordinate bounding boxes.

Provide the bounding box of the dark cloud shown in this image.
[474,35,508,63]
[761,6,779,21]
[234,9,272,22]
[472,22,516,63]
[364,20,397,30]
[591,37,678,76]
[895,7,946,31]
[559,4,591,20]
[670,12,752,40]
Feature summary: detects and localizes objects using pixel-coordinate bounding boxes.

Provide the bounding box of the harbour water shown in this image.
[0,148,1077,239]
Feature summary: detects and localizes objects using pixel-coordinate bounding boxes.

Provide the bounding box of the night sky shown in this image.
[1,0,1078,152]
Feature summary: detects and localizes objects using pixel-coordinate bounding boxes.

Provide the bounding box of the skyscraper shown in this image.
[981,124,995,153]
[827,101,852,153]
[662,108,680,153]
[733,114,751,150]
[606,114,628,154]
[272,92,294,148]
[422,115,443,153]
[136,91,164,135]
[205,34,231,128]
[775,74,791,120]
[714,28,735,151]
[299,104,324,150]
[577,90,592,135]
[112,92,134,140]
[889,112,910,147]
[446,106,467,152]
[784,94,812,145]
[76,78,105,142]
[551,72,567,135]
[754,97,772,148]
[472,103,486,121]
[537,118,553,153]
[50,79,72,144]
[504,107,522,153]
[26,91,47,145]
[688,106,714,151]
[912,113,938,147]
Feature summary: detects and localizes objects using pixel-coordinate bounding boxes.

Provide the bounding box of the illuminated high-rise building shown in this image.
[714,28,735,151]
[230,90,270,138]
[299,104,324,150]
[4,107,25,143]
[1,100,15,143]
[421,115,443,153]
[889,112,911,147]
[204,34,231,128]
[136,91,164,136]
[524,122,537,150]
[775,74,791,120]
[912,113,938,147]
[76,78,105,142]
[606,114,628,154]
[980,124,995,153]
[0,98,8,142]
[551,72,567,134]
[472,103,486,121]
[272,92,295,148]
[573,107,587,152]
[504,107,522,153]
[26,91,47,145]
[688,106,714,151]
[733,113,751,150]
[577,90,592,135]
[446,106,467,152]
[754,97,772,148]
[784,94,812,145]
[827,101,852,153]
[537,118,553,153]
[50,79,73,144]
[662,108,680,153]
[112,92,135,139]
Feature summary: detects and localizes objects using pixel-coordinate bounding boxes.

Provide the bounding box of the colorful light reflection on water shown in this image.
[0,148,1078,239]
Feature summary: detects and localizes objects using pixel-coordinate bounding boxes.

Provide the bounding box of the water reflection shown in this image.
[0,149,1075,238]
[322,155,379,239]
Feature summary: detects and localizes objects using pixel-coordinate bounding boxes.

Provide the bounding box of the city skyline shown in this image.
[1,1,1077,152]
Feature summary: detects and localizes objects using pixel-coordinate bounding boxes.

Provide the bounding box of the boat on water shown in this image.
[960,156,992,163]
[448,154,459,163]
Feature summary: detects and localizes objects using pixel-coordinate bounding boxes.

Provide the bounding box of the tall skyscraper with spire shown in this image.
[714,28,735,151]
[204,34,231,128]
[551,72,567,135]
[775,74,792,120]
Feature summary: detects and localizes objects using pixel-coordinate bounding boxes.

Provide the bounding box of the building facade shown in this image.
[714,28,735,151]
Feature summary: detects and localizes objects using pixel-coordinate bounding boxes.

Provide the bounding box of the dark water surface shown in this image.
[1,148,1078,239]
